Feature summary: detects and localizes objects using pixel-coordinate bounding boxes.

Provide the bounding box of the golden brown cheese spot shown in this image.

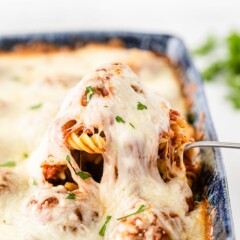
[0,170,17,193]
[131,85,143,94]
[95,85,109,97]
[27,199,38,207]
[39,197,59,210]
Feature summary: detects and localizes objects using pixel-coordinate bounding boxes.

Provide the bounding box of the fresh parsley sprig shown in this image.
[117,205,147,220]
[77,171,91,180]
[30,103,42,110]
[137,102,147,110]
[115,116,125,123]
[66,193,76,200]
[66,155,70,162]
[86,86,94,103]
[99,216,112,237]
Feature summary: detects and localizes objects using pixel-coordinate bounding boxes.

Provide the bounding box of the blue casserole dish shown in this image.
[0,31,235,239]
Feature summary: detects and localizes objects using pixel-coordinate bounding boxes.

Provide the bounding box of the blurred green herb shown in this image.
[192,36,216,55]
[117,205,147,220]
[193,32,240,109]
[201,60,226,81]
[194,194,201,202]
[129,122,135,129]
[66,193,75,200]
[23,152,29,159]
[86,86,93,103]
[30,103,42,110]
[12,76,21,82]
[77,171,90,180]
[137,102,147,110]
[66,155,70,162]
[33,179,38,186]
[99,216,112,237]
[115,116,125,124]
[227,33,240,74]
[0,161,16,167]
[187,112,196,124]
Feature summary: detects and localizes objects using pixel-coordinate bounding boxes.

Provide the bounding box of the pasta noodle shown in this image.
[66,132,106,154]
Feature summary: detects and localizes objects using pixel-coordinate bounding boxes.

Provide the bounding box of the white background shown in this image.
[0,0,239,238]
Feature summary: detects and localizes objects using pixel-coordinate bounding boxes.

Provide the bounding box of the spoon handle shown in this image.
[184,141,240,150]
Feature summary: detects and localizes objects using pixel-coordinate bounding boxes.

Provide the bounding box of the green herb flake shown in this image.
[137,102,147,110]
[187,113,196,124]
[23,152,29,159]
[66,155,70,162]
[129,122,135,129]
[66,193,76,200]
[86,86,94,103]
[77,171,91,180]
[227,32,240,74]
[3,219,6,224]
[30,103,42,110]
[99,216,112,237]
[0,161,16,167]
[115,116,125,124]
[226,89,240,109]
[194,194,201,202]
[33,179,38,186]
[192,36,216,56]
[117,205,147,220]
[12,76,21,82]
[104,105,108,108]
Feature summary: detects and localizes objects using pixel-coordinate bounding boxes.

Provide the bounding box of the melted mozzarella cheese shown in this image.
[0,44,205,240]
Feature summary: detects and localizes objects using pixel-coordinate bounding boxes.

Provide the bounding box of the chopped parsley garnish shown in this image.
[194,194,201,201]
[3,219,6,224]
[66,155,70,162]
[104,105,108,108]
[66,193,76,200]
[137,102,147,110]
[12,76,21,82]
[99,216,112,237]
[0,161,16,167]
[86,86,94,103]
[33,179,38,186]
[115,116,125,124]
[187,113,196,124]
[117,205,147,220]
[129,122,135,129]
[30,103,42,110]
[77,171,91,180]
[22,152,29,159]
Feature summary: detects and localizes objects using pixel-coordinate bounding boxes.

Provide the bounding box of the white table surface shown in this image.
[0,0,239,238]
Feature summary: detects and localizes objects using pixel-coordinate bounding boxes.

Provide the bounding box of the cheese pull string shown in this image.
[184,141,240,150]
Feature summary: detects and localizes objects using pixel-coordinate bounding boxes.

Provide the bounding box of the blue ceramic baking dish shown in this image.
[0,31,235,239]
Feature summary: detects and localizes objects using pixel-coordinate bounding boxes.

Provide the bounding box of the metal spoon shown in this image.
[184,141,240,151]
